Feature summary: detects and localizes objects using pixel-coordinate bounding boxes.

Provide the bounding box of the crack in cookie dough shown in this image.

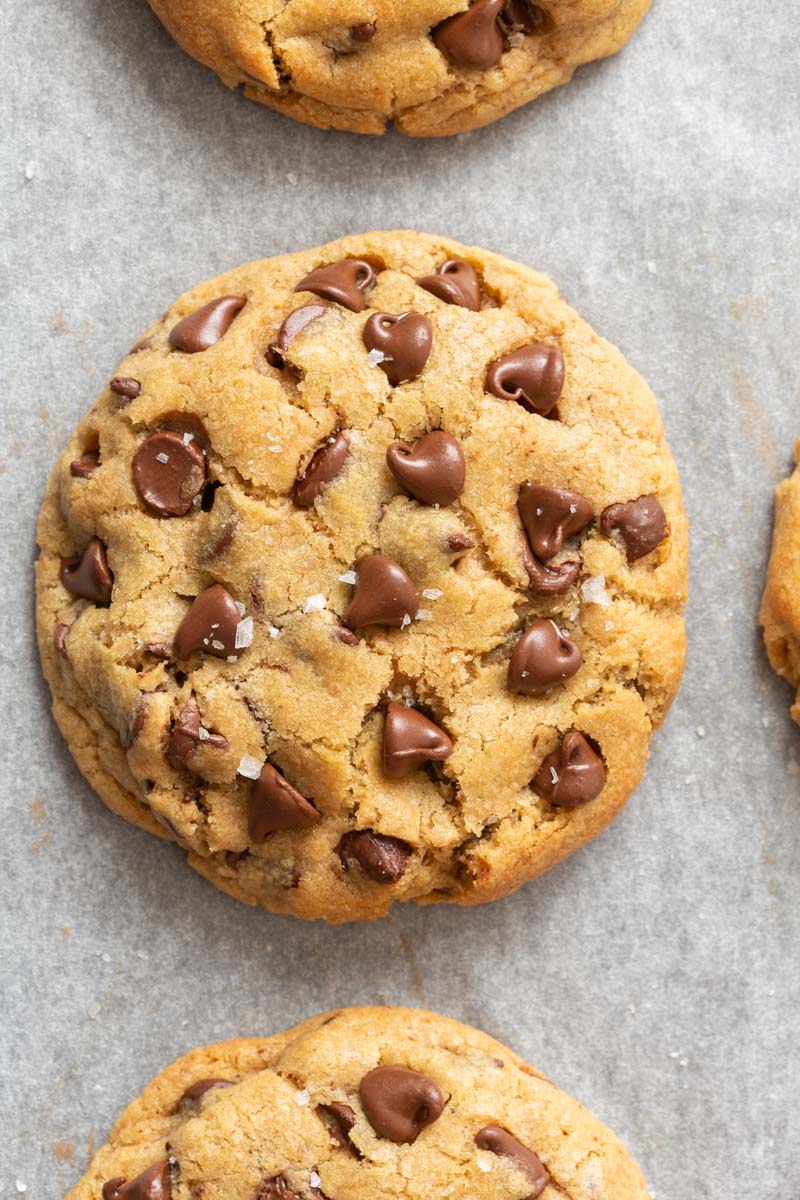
[146,0,651,136]
[36,231,687,922]
[761,439,800,724]
[63,1007,651,1200]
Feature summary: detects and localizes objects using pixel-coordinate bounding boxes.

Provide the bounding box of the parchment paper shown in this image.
[1,2,799,1195]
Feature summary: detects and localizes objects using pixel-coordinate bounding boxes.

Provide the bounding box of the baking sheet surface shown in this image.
[1,1,799,1195]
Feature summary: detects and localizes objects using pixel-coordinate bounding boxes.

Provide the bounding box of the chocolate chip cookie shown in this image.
[761,440,800,723]
[146,0,651,136]
[64,1006,651,1200]
[35,231,688,923]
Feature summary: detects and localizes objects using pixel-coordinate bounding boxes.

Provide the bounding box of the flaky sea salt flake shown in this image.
[422,588,443,600]
[294,1089,310,1106]
[237,754,262,780]
[339,570,357,585]
[416,609,433,621]
[303,593,327,614]
[155,451,170,464]
[401,613,412,629]
[581,575,611,607]
[367,348,386,367]
[235,616,254,649]
[268,625,281,639]
[198,726,209,742]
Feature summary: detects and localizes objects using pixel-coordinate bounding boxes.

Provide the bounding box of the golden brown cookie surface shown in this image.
[36,231,688,923]
[64,1007,651,1200]
[146,0,651,136]
[761,440,800,723]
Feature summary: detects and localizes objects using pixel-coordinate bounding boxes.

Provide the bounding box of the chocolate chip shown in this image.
[363,312,433,386]
[335,626,360,646]
[432,0,506,69]
[266,303,327,369]
[444,532,475,556]
[125,694,151,749]
[319,1102,360,1155]
[417,259,481,311]
[177,1078,234,1109]
[532,731,606,807]
[338,830,412,882]
[486,343,565,415]
[383,702,453,778]
[143,641,170,659]
[248,764,321,842]
[600,495,667,561]
[521,535,580,594]
[128,339,151,355]
[508,620,582,696]
[70,449,100,478]
[201,481,222,512]
[168,296,246,353]
[110,376,141,399]
[359,1066,445,1143]
[518,484,593,561]
[60,537,113,605]
[54,623,70,655]
[351,20,376,41]
[502,0,551,32]
[255,1178,301,1200]
[292,433,350,508]
[133,430,207,518]
[173,584,242,660]
[295,259,376,313]
[342,554,419,630]
[167,700,229,770]
[475,1126,549,1198]
[386,431,465,506]
[101,1161,171,1200]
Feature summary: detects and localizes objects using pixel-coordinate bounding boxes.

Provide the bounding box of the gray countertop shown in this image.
[1,1,799,1195]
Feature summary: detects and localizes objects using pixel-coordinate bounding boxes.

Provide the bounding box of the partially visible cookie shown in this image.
[36,231,688,923]
[761,440,800,723]
[146,0,651,136]
[64,1006,651,1200]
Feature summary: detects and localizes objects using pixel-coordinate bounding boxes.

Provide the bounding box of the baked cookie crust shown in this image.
[64,1006,651,1200]
[761,440,800,723]
[36,230,688,923]
[146,0,651,136]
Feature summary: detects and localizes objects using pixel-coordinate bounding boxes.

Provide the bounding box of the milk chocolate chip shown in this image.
[173,584,242,659]
[433,0,506,69]
[351,21,377,41]
[60,537,113,605]
[386,431,465,506]
[486,343,564,415]
[518,483,593,560]
[255,1178,301,1200]
[101,1161,171,1200]
[292,434,350,508]
[601,495,667,561]
[177,1078,234,1108]
[133,430,207,517]
[363,312,432,386]
[521,535,580,594]
[338,830,412,882]
[319,1102,359,1152]
[383,702,453,778]
[343,555,419,630]
[167,700,229,770]
[417,259,481,311]
[70,449,100,478]
[508,620,582,696]
[502,0,551,33]
[54,623,70,655]
[266,303,327,369]
[359,1066,445,1143]
[532,731,606,807]
[168,295,246,353]
[248,764,321,842]
[109,376,141,400]
[475,1126,549,1198]
[295,259,376,312]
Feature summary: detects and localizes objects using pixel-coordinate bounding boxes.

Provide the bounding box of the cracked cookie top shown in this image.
[761,439,800,724]
[145,0,651,136]
[64,1007,651,1200]
[36,231,687,923]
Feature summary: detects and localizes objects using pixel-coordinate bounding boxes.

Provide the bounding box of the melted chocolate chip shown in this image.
[417,259,481,311]
[359,1066,445,1143]
[248,764,321,842]
[336,626,360,646]
[363,312,433,386]
[319,1102,360,1155]
[383,702,453,779]
[172,584,242,660]
[168,296,246,353]
[342,554,419,630]
[167,700,229,770]
[338,830,412,882]
[101,1161,171,1200]
[475,1126,549,1197]
[502,0,551,32]
[444,531,475,556]
[508,620,582,696]
[128,339,151,355]
[266,303,327,369]
[485,343,565,415]
[518,483,593,561]
[110,376,141,400]
[432,0,506,69]
[70,449,100,478]
[255,1179,301,1200]
[177,1078,234,1108]
[133,430,207,517]
[601,495,667,561]
[351,20,376,41]
[295,259,376,313]
[521,535,580,594]
[60,537,113,605]
[386,431,465,506]
[292,434,350,508]
[54,623,70,655]
[532,731,606,807]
